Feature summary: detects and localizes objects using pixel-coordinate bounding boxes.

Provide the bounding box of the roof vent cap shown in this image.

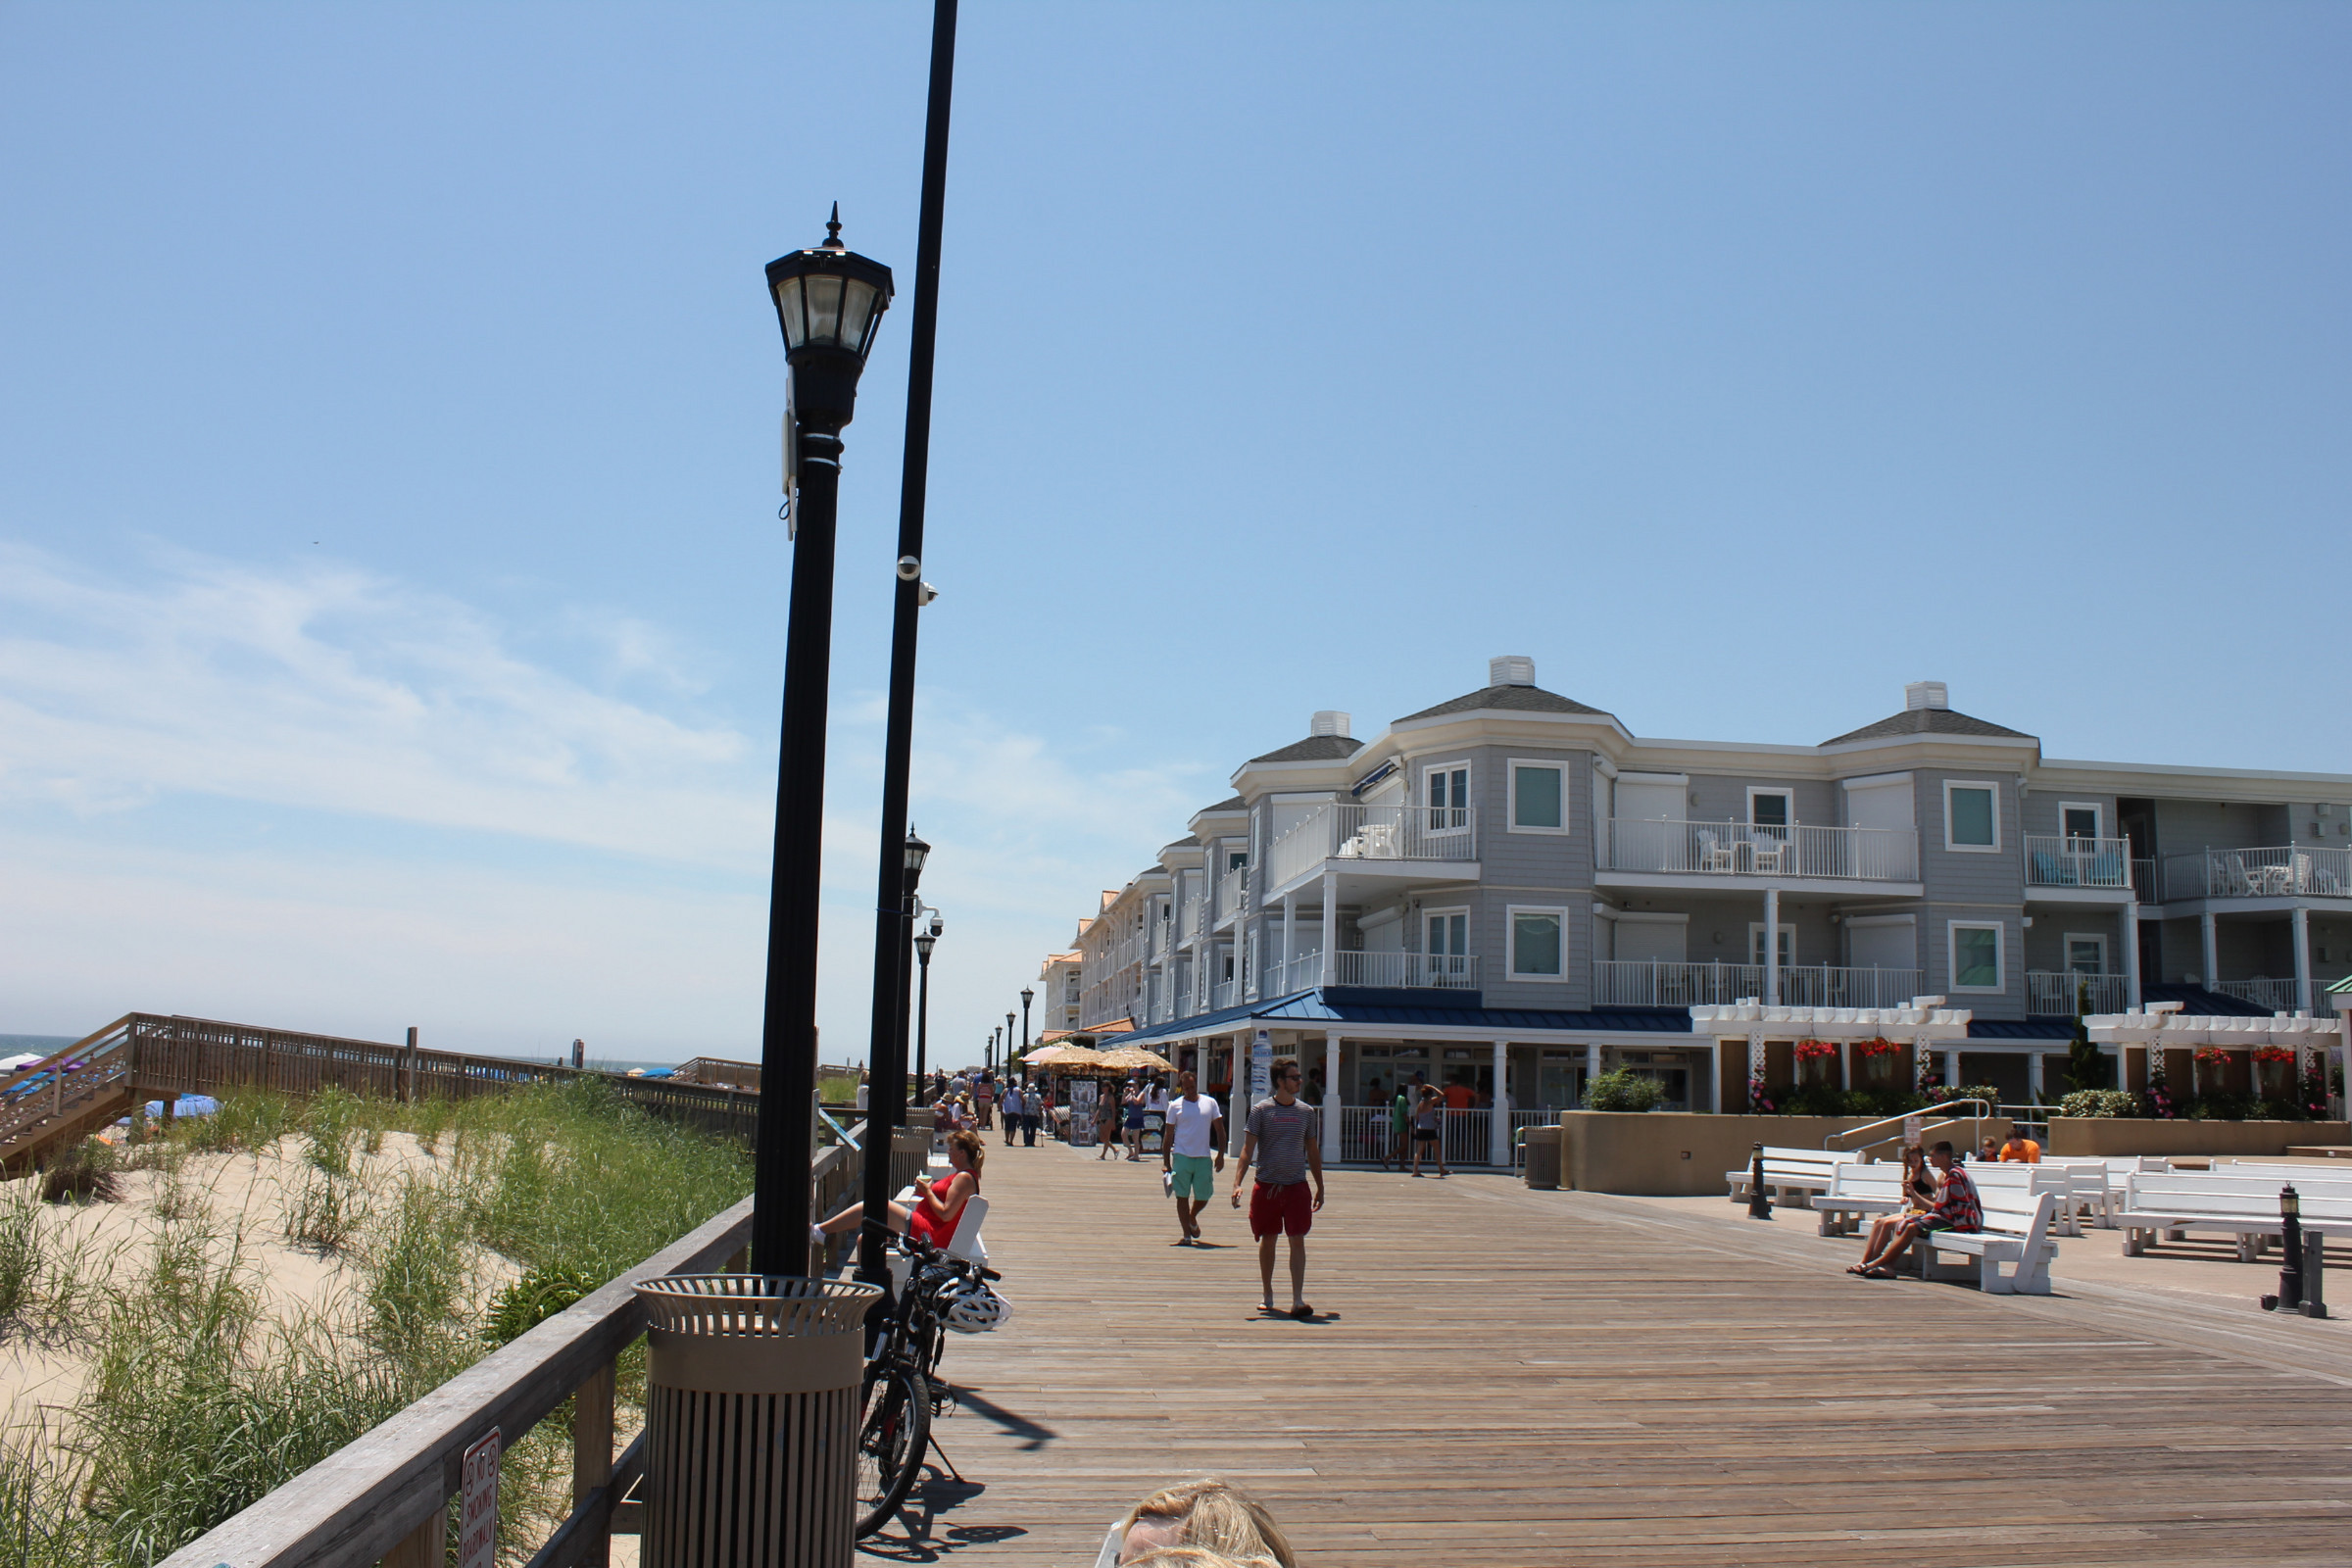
[1490,655,1537,688]
[1310,710,1350,738]
[1904,680,1949,711]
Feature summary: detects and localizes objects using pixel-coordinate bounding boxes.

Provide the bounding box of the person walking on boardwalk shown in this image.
[1000,1079,1025,1146]
[1231,1055,1325,1318]
[1409,1083,1447,1178]
[1162,1068,1225,1244]
[1096,1083,1122,1158]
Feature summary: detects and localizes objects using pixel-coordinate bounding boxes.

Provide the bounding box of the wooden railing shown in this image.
[0,1014,767,1171]
[155,1125,931,1568]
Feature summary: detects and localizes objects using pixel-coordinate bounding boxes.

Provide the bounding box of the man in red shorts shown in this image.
[1230,1055,1326,1319]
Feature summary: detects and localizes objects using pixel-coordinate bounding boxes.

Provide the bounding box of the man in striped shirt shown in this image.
[1853,1141,1979,1278]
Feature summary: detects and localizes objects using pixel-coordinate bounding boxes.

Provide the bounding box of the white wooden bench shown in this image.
[1818,1160,2086,1239]
[2116,1174,2352,1260]
[1909,1188,2060,1295]
[1814,1164,1906,1237]
[1725,1147,1847,1207]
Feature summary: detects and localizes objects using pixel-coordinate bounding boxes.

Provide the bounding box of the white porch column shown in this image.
[1763,887,1781,1006]
[1490,1039,1510,1166]
[2293,906,2314,1013]
[2123,901,2142,1009]
[2201,912,2219,988]
[1584,1043,1601,1106]
[2028,1053,2045,1099]
[1280,891,1298,994]
[1838,1042,1851,1092]
[1226,1035,1249,1154]
[1941,1049,1961,1087]
[1320,871,1339,987]
[1747,1029,1766,1104]
[1323,1034,1343,1163]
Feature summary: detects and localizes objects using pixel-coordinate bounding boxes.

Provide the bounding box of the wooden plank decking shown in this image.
[873,1140,2352,1566]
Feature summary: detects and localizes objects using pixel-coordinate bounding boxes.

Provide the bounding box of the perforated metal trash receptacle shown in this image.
[635,1274,882,1568]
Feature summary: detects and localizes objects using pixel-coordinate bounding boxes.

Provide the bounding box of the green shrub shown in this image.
[1584,1069,1664,1113]
[40,1140,120,1205]
[2057,1089,2139,1119]
[484,1264,604,1348]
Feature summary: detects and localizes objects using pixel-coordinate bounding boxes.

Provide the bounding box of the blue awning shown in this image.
[1117,988,1694,1040]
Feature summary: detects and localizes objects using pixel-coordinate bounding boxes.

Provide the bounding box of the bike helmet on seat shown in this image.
[938,1278,1009,1334]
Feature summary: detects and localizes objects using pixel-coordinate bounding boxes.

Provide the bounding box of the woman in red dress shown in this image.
[813,1129,984,1253]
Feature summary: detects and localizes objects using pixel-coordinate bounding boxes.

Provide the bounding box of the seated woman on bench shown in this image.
[1849,1142,1980,1279]
[813,1128,984,1252]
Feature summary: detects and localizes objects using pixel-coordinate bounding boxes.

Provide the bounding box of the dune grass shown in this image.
[0,1077,752,1568]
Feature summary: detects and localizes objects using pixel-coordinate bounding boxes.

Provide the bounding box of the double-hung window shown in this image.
[2065,935,2107,974]
[1508,906,1566,981]
[1424,908,1470,985]
[1949,921,2004,991]
[1425,763,1470,835]
[1508,760,1567,834]
[1944,781,1999,852]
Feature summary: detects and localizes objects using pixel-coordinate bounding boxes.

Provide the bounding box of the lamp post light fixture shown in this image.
[1018,985,1034,1079]
[1004,1011,1015,1078]
[750,211,894,1278]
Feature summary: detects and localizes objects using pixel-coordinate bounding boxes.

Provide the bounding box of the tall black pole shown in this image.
[856,0,958,1298]
[750,432,842,1276]
[914,944,934,1102]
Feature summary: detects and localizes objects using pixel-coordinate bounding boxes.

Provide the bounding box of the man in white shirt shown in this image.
[999,1081,1025,1146]
[1161,1069,1225,1245]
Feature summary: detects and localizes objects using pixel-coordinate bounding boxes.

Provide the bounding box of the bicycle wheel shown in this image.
[854,1363,930,1538]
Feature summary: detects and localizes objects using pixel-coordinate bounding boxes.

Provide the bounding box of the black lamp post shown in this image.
[1019,985,1034,1078]
[912,912,942,1103]
[988,1028,999,1074]
[750,213,894,1277]
[1004,1011,1015,1076]
[855,828,930,1293]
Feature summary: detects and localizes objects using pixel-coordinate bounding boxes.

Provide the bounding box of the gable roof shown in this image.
[1397,683,1616,723]
[1247,734,1365,764]
[1822,707,2035,746]
[1193,795,1247,816]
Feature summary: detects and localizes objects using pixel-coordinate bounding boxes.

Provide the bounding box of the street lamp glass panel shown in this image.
[1021,987,1035,1005]
[904,831,931,874]
[765,240,893,362]
[914,933,936,959]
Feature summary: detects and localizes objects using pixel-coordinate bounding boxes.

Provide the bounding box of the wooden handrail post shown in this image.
[572,1359,616,1568]
[379,1505,442,1568]
[404,1027,418,1104]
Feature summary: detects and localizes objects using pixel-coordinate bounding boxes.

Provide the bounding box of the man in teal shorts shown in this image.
[1162,1067,1226,1245]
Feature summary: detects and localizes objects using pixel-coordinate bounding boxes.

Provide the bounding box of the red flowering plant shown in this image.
[2194,1047,2234,1066]
[1854,1037,1902,1059]
[1747,1076,1777,1115]
[1793,1039,1836,1061]
[2252,1046,2295,1066]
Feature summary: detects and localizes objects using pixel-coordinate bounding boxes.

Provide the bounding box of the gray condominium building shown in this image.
[1065,657,2352,1144]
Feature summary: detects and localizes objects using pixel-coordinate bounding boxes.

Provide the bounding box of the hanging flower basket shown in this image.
[2252,1046,2295,1066]
[1854,1037,1902,1059]
[1792,1039,1836,1062]
[2194,1046,2235,1066]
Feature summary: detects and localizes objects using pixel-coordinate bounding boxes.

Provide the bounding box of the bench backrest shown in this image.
[1760,1147,1845,1170]
[1823,1165,1906,1199]
[1975,1187,2057,1240]
[2123,1176,2352,1220]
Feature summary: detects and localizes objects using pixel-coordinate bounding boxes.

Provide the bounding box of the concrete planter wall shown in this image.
[1559,1110,2014,1197]
[2045,1118,2352,1159]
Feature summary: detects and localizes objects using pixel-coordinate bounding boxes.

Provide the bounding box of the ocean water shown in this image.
[1,1035,76,1055]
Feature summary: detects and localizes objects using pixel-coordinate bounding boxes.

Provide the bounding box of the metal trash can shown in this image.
[1522,1126,1563,1191]
[635,1273,882,1568]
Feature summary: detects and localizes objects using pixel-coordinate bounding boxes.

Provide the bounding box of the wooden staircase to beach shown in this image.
[0,1013,768,1174]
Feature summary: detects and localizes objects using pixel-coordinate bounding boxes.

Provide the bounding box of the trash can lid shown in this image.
[635,1273,880,1338]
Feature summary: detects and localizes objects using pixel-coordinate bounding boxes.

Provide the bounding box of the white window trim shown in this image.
[1506,758,1570,835]
[1948,919,2006,993]
[1422,759,1474,833]
[2063,932,2110,974]
[1942,779,2002,854]
[1745,786,1795,829]
[1746,922,1796,968]
[1422,906,1470,956]
[1506,904,1569,982]
[2058,801,2103,842]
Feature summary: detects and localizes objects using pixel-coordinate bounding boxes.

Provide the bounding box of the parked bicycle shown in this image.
[854,1234,1009,1537]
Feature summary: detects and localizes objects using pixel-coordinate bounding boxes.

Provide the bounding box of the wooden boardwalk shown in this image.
[870,1140,2352,1567]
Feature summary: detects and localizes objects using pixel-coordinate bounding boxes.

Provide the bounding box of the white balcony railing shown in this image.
[2026,970,2130,1016]
[1264,805,1479,891]
[1592,960,1924,1009]
[2024,835,2132,890]
[1333,951,1480,990]
[1211,979,1239,1010]
[1178,895,1200,943]
[1601,819,1918,882]
[2214,977,2301,1012]
[2164,846,2352,902]
[1216,864,1248,923]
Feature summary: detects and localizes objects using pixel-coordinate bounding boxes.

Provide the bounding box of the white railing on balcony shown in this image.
[2164,846,2352,902]
[1592,960,1924,1009]
[1216,863,1249,923]
[1210,979,1239,1010]
[1601,819,1918,882]
[2025,970,2130,1016]
[1264,805,1479,891]
[2024,835,2132,889]
[2132,858,2159,904]
[2214,977,2301,1012]
[1178,895,1200,944]
[1332,951,1480,990]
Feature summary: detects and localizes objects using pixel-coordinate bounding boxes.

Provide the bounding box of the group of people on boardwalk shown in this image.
[1154,1062,1326,1320]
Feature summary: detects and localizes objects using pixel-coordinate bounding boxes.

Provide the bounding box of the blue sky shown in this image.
[3,4,2345,1061]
